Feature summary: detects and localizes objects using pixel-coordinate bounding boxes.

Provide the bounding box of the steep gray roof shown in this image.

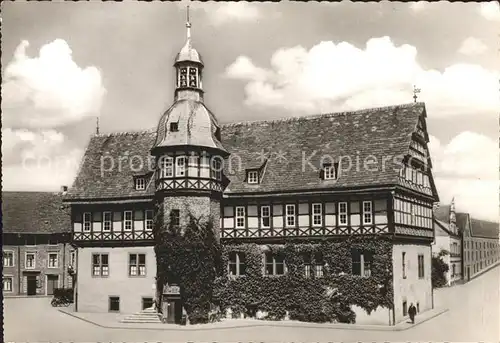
[222,102,429,194]
[66,102,434,200]
[470,218,499,239]
[2,192,70,234]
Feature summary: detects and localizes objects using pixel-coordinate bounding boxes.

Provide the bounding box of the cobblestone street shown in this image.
[4,265,498,342]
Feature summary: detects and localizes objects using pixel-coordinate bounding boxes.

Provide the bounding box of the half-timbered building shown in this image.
[64,16,440,325]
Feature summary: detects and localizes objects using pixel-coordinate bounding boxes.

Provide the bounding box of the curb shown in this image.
[58,308,448,332]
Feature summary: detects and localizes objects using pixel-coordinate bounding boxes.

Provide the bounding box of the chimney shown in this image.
[61,185,68,194]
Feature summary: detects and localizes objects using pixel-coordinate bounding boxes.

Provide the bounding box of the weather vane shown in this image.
[413,85,421,103]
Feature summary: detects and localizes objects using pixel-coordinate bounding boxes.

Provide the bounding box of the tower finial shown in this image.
[413,85,421,103]
[186,4,191,41]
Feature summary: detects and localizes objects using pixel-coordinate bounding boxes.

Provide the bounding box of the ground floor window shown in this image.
[142,297,154,310]
[351,249,373,277]
[109,296,120,312]
[402,300,407,316]
[264,252,285,276]
[303,252,324,278]
[3,277,13,292]
[228,251,246,276]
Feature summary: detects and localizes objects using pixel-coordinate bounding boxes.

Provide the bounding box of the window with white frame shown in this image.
[25,252,36,269]
[352,249,372,277]
[323,163,336,180]
[145,210,154,230]
[235,207,245,228]
[3,251,14,267]
[48,253,58,268]
[339,202,348,225]
[3,277,13,292]
[92,253,109,277]
[228,252,246,276]
[264,252,286,276]
[135,177,146,190]
[303,252,324,278]
[260,205,270,228]
[124,211,133,231]
[312,203,322,227]
[83,212,92,232]
[362,201,373,225]
[103,212,112,232]
[188,154,199,176]
[211,157,222,180]
[175,156,186,177]
[247,170,259,184]
[161,156,173,178]
[129,253,146,276]
[286,204,296,227]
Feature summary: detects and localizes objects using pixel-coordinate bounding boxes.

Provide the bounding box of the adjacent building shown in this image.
[2,191,74,296]
[64,15,439,326]
[460,213,500,281]
[432,199,462,285]
[432,198,500,285]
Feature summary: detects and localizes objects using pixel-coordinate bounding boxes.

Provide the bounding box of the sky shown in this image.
[1,1,499,222]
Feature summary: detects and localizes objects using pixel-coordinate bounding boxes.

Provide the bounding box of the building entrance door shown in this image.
[27,275,37,296]
[467,267,470,281]
[162,297,182,324]
[47,275,59,295]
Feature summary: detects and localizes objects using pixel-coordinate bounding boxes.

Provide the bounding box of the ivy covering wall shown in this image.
[214,237,394,323]
[154,203,222,324]
[154,202,393,324]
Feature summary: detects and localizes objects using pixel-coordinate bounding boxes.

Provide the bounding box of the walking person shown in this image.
[408,303,417,324]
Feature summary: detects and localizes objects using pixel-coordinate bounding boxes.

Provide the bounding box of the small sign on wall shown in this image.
[164,284,180,295]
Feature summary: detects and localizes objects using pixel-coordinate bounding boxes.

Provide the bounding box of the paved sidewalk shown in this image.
[59,307,448,332]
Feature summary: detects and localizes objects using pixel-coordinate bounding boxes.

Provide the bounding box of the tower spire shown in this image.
[186,5,191,41]
[96,116,100,135]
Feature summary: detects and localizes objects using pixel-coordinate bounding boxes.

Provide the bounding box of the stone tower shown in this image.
[449,197,457,234]
[151,9,228,235]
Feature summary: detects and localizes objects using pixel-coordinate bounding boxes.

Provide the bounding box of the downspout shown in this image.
[62,235,66,288]
[389,191,396,326]
[17,236,21,294]
[74,247,78,312]
[430,243,434,309]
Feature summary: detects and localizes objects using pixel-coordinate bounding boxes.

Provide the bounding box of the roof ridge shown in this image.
[94,128,156,138]
[221,102,425,128]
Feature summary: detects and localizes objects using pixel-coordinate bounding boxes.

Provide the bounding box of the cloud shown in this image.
[410,2,427,12]
[1,128,84,191]
[479,2,500,21]
[458,37,489,56]
[428,132,499,222]
[1,39,106,129]
[180,2,263,26]
[225,36,500,118]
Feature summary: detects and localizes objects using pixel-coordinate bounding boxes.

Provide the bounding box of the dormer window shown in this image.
[322,163,337,180]
[247,170,259,184]
[135,177,146,190]
[170,122,179,132]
